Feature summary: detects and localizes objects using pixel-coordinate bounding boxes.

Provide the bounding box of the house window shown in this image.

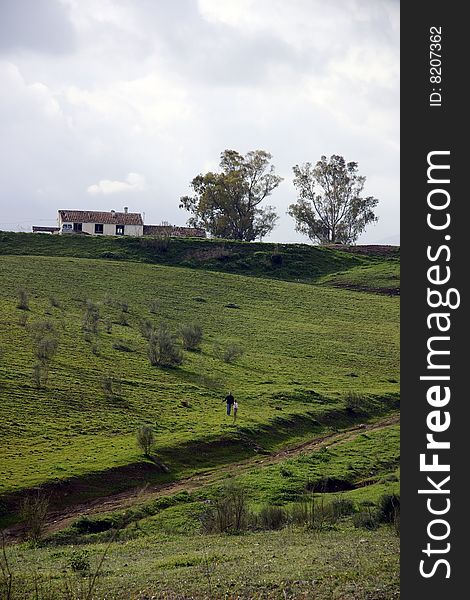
[62,223,72,231]
[95,223,104,234]
[73,223,82,232]
[116,225,125,235]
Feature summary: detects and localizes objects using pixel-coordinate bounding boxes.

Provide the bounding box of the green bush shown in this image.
[148,323,183,367]
[136,425,155,457]
[181,323,203,351]
[68,549,91,574]
[214,342,244,364]
[82,300,100,333]
[16,288,30,310]
[352,510,379,530]
[258,505,287,530]
[200,482,249,534]
[377,493,400,524]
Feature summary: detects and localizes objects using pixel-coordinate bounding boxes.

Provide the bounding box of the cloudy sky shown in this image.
[0,0,399,243]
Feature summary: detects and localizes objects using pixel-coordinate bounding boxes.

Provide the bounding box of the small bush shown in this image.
[377,493,400,524]
[352,510,379,530]
[20,492,49,542]
[214,342,244,364]
[148,323,183,367]
[224,303,240,309]
[140,235,171,253]
[49,295,61,308]
[17,288,30,310]
[140,319,156,340]
[181,323,203,351]
[330,497,356,519]
[35,336,58,364]
[83,300,100,334]
[289,494,337,531]
[149,299,160,314]
[258,505,287,530]
[101,375,122,401]
[18,312,28,327]
[120,300,130,313]
[68,549,90,574]
[104,318,113,334]
[200,482,249,534]
[117,311,129,326]
[136,425,155,457]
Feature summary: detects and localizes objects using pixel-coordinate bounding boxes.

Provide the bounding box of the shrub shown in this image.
[200,482,249,534]
[290,494,337,531]
[330,497,356,519]
[181,323,203,351]
[148,323,183,367]
[258,505,287,530]
[68,549,90,574]
[140,318,156,340]
[120,300,130,313]
[352,510,379,530]
[20,492,49,543]
[117,311,129,326]
[136,425,155,457]
[18,312,28,327]
[16,288,30,310]
[149,299,160,314]
[32,362,44,388]
[101,375,122,401]
[104,318,113,334]
[49,295,61,308]
[214,342,244,364]
[377,493,400,524]
[34,337,58,364]
[82,300,100,334]
[140,235,171,253]
[29,320,55,341]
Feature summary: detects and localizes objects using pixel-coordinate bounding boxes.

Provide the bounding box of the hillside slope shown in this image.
[0,253,399,498]
[0,231,399,286]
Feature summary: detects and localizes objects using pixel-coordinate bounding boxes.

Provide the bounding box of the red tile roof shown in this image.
[58,210,143,226]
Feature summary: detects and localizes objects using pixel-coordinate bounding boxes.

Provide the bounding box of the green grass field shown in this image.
[0,251,399,497]
[0,234,399,599]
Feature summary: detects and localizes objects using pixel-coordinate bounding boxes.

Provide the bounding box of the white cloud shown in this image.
[0,0,399,243]
[87,172,147,195]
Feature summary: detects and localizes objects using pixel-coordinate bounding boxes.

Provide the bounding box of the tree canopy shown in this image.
[179,149,282,241]
[288,155,379,244]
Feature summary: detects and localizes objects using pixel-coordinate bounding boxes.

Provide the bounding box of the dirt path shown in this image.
[4,414,399,541]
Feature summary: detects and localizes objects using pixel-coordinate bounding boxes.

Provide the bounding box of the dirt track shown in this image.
[4,413,399,541]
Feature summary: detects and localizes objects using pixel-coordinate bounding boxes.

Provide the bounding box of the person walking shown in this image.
[232,400,239,423]
[223,392,235,416]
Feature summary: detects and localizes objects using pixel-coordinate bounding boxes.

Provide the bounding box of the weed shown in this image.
[16,288,30,310]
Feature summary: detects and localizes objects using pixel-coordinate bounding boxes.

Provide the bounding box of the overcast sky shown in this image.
[0,0,399,244]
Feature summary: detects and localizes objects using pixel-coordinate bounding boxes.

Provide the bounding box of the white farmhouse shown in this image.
[58,208,144,236]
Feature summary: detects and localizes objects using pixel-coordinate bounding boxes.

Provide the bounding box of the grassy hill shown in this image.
[0,233,400,599]
[0,231,399,287]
